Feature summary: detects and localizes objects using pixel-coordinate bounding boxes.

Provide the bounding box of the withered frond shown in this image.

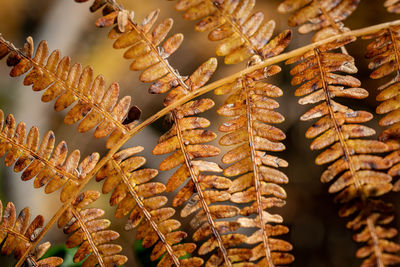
[287,37,400,266]
[364,26,400,192]
[278,0,360,41]
[214,65,293,266]
[97,146,202,267]
[384,0,400,14]
[58,190,127,267]
[0,109,99,202]
[152,58,240,266]
[0,36,141,149]
[173,0,292,64]
[74,0,188,95]
[0,200,63,267]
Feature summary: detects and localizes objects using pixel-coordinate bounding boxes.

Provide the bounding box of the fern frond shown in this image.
[150,58,241,266]
[0,109,99,202]
[171,0,292,64]
[364,26,400,192]
[385,0,400,14]
[58,190,127,267]
[96,146,202,267]
[287,37,400,266]
[74,0,191,96]
[0,200,63,266]
[214,65,294,266]
[0,36,141,149]
[278,0,360,41]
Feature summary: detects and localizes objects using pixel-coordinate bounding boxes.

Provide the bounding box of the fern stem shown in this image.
[71,208,106,267]
[242,78,274,266]
[314,48,384,267]
[110,159,182,266]
[172,111,232,267]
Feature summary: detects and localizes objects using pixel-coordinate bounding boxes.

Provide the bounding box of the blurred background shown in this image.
[0,0,399,266]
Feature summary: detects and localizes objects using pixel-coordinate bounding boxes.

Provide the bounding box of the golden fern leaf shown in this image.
[0,200,63,266]
[151,58,241,266]
[172,0,292,64]
[214,64,294,266]
[0,36,141,149]
[96,146,203,267]
[364,26,400,192]
[278,0,360,41]
[74,0,189,95]
[0,109,99,202]
[58,190,127,267]
[384,0,400,13]
[287,36,400,266]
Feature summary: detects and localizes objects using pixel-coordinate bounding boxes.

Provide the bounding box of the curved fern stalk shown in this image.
[0,200,63,266]
[152,58,240,267]
[385,0,400,13]
[0,109,99,202]
[214,64,294,266]
[0,35,141,149]
[364,26,400,191]
[58,190,127,267]
[171,0,292,65]
[96,146,202,266]
[287,36,400,266]
[278,0,360,42]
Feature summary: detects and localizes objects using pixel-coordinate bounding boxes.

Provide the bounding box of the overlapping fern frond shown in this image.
[215,64,294,266]
[171,0,292,64]
[0,200,63,266]
[287,36,400,266]
[0,36,141,149]
[0,109,99,202]
[364,26,400,192]
[97,146,202,266]
[58,190,127,267]
[278,0,360,41]
[385,0,400,14]
[1,0,400,266]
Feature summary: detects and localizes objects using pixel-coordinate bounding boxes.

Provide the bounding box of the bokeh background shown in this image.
[0,0,399,266]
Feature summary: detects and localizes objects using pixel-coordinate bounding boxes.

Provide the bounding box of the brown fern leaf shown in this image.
[0,200,63,267]
[287,37,400,266]
[172,0,292,64]
[96,146,203,267]
[58,190,127,267]
[213,65,294,266]
[151,57,242,266]
[384,0,400,13]
[0,109,99,202]
[74,0,189,95]
[364,26,400,192]
[0,36,141,149]
[278,0,360,41]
